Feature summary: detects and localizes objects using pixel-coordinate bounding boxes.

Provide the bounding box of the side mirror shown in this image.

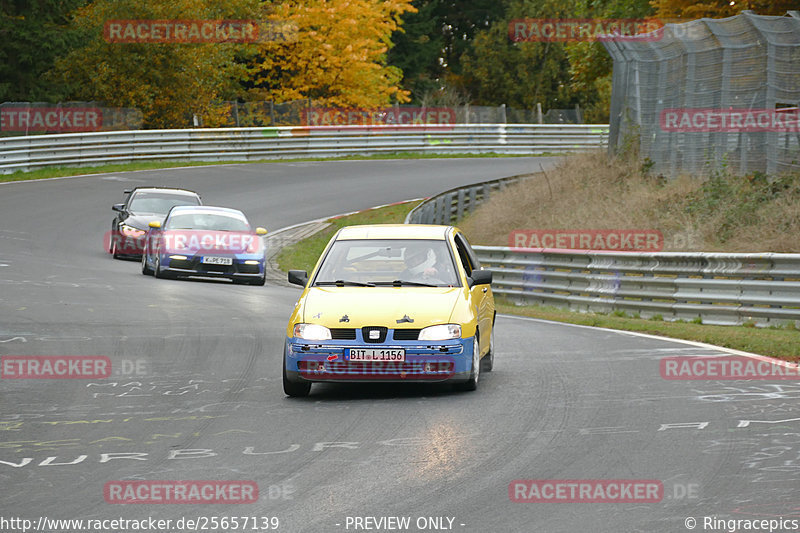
[148,221,161,229]
[255,227,268,236]
[468,269,492,287]
[112,203,125,213]
[288,270,308,287]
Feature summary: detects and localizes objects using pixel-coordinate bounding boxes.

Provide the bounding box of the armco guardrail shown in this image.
[474,246,800,327]
[0,124,608,174]
[405,175,800,326]
[405,173,532,225]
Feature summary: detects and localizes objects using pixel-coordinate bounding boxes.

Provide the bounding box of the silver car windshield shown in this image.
[165,213,250,232]
[314,239,459,287]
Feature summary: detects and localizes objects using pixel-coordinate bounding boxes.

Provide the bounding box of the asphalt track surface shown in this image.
[1,158,799,533]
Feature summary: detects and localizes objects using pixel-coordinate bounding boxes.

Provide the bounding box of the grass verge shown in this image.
[275,198,800,361]
[497,300,800,362]
[0,152,551,184]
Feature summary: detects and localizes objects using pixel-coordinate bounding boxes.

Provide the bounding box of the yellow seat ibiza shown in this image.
[283,224,495,397]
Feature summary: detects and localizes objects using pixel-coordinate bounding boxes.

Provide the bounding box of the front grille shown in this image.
[330,328,357,340]
[393,329,421,340]
[362,326,388,343]
[238,263,260,274]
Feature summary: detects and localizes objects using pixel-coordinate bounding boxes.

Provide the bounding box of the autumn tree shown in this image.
[247,0,416,107]
[50,0,261,128]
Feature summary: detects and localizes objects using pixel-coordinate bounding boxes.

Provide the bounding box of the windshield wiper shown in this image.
[315,279,375,287]
[370,279,439,287]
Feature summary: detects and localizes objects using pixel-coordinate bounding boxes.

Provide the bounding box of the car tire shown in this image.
[111,239,120,259]
[455,335,480,392]
[154,255,171,279]
[482,320,495,372]
[141,249,153,275]
[283,350,311,397]
[250,274,266,286]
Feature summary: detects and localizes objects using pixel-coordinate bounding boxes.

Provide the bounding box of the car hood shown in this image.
[301,286,464,329]
[123,213,164,230]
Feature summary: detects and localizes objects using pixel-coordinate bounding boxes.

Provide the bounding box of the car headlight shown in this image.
[293,323,332,340]
[419,324,461,341]
[120,224,146,238]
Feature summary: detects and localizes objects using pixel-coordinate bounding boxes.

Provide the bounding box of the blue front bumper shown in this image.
[160,253,265,280]
[284,332,475,384]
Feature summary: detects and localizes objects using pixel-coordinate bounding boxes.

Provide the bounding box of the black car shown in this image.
[109,187,202,258]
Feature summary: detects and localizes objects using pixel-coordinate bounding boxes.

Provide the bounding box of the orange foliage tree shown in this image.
[248,0,416,107]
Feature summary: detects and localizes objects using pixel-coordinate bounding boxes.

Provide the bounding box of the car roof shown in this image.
[335,224,451,241]
[168,205,247,218]
[129,187,199,197]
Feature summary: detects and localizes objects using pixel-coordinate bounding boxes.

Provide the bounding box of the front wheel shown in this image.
[154,255,172,279]
[455,335,480,392]
[141,248,153,275]
[283,350,311,397]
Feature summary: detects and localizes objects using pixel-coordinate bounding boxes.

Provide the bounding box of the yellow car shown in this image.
[283,224,495,397]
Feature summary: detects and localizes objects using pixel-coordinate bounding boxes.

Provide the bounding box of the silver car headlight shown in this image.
[293,323,332,340]
[419,324,461,341]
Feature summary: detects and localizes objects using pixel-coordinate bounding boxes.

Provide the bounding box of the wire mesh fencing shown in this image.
[603,10,800,177]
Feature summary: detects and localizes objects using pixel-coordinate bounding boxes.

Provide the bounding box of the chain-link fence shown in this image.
[208,102,586,127]
[603,10,800,177]
[1,99,586,135]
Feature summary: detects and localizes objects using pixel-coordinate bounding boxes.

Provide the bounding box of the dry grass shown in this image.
[460,150,800,252]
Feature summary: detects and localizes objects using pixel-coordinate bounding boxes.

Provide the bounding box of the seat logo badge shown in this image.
[396,314,414,324]
[369,330,380,340]
[340,314,349,323]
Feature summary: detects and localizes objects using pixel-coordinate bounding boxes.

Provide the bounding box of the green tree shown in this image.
[651,0,798,19]
[0,0,89,102]
[387,0,511,102]
[50,0,260,128]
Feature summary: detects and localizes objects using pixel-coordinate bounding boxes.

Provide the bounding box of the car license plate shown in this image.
[202,256,233,265]
[347,348,405,362]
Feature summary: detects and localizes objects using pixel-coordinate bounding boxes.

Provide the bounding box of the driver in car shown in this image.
[401,247,453,283]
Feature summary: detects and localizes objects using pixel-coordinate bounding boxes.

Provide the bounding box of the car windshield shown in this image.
[165,213,250,232]
[128,192,199,214]
[314,239,459,287]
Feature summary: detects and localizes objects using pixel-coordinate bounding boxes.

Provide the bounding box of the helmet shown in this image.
[405,248,436,275]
